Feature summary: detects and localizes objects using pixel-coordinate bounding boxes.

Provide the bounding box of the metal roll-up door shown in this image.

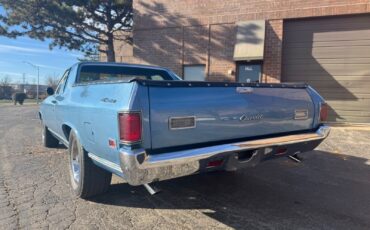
[282,15,370,123]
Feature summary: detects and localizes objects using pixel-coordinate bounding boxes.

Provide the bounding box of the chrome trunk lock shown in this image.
[236,87,254,94]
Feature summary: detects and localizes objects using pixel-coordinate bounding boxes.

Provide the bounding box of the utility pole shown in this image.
[21,73,26,93]
[37,66,39,104]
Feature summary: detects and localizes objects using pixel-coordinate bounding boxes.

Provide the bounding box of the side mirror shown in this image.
[46,87,54,96]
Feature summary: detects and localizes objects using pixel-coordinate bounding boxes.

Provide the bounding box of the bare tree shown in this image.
[46,75,59,89]
[0,75,11,86]
[0,75,13,99]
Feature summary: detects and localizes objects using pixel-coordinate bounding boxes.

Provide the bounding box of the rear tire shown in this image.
[68,130,112,199]
[42,125,59,148]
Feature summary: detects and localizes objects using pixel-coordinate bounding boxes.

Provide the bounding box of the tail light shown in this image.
[119,112,141,143]
[319,103,328,122]
[207,159,224,168]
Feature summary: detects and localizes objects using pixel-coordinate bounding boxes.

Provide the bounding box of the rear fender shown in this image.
[61,122,83,147]
[306,86,326,127]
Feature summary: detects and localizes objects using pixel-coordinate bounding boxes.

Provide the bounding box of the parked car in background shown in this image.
[39,62,330,198]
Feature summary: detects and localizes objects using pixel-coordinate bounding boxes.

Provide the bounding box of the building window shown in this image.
[236,62,262,83]
[183,65,206,81]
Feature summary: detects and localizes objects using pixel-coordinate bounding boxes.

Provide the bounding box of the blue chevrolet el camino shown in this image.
[40,62,330,198]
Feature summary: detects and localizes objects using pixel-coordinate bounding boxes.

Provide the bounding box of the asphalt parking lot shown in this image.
[0,105,370,229]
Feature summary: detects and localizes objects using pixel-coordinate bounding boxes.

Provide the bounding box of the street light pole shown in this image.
[23,61,40,104]
[37,66,39,104]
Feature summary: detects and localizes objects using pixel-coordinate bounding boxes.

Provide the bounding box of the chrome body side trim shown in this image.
[119,125,330,185]
[48,128,69,146]
[88,153,123,173]
[195,117,216,121]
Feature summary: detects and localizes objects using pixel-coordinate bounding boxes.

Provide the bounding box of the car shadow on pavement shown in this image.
[91,150,370,229]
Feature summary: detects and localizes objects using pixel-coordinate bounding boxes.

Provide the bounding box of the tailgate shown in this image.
[147,83,314,149]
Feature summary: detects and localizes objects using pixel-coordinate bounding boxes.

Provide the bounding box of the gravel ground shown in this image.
[0,105,370,229]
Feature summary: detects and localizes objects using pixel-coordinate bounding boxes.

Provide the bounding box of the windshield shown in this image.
[78,65,176,83]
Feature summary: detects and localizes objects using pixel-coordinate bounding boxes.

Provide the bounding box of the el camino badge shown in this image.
[101,98,117,103]
[239,114,263,121]
[220,114,263,121]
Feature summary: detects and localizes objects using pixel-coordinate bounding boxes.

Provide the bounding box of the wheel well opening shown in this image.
[62,125,72,141]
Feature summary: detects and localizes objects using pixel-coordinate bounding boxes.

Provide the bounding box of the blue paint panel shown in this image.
[148,86,315,149]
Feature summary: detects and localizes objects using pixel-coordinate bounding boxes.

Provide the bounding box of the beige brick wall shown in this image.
[114,0,370,82]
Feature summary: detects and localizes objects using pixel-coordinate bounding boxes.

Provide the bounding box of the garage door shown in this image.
[282,15,370,123]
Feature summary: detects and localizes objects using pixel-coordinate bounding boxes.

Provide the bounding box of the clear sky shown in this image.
[0,36,83,85]
[0,8,83,85]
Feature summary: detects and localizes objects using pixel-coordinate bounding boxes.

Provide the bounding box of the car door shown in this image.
[48,68,71,136]
[41,94,57,131]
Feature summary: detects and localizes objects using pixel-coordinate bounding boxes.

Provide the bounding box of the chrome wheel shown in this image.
[70,139,81,183]
[68,130,112,198]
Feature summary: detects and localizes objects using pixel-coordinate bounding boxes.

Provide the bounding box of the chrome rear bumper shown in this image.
[119,125,330,185]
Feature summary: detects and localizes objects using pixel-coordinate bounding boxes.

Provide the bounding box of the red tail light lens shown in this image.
[207,160,224,168]
[119,112,141,143]
[320,103,328,122]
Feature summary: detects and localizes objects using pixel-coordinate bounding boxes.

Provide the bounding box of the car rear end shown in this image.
[117,80,330,186]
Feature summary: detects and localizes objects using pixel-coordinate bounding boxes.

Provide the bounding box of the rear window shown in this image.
[78,65,173,83]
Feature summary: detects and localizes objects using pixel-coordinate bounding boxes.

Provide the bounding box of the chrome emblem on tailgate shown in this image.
[239,114,263,121]
[220,114,263,121]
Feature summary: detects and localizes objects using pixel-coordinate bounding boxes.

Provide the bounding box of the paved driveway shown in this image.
[0,105,370,229]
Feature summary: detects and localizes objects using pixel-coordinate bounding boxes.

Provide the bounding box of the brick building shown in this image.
[110,0,370,123]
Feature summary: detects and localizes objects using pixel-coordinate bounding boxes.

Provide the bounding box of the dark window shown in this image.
[78,65,174,83]
[236,62,262,83]
[183,65,206,81]
[55,69,71,95]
